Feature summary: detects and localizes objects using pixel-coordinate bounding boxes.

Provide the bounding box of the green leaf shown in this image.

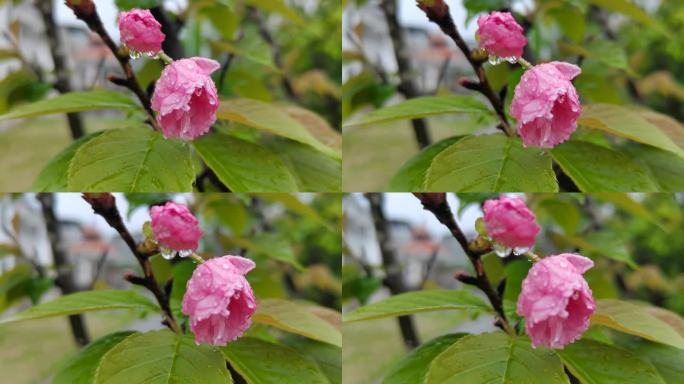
[95,330,231,384]
[0,90,139,120]
[625,341,684,383]
[263,138,341,192]
[68,127,195,192]
[625,145,684,191]
[425,135,558,192]
[223,337,329,384]
[217,99,340,159]
[551,140,658,191]
[344,95,492,128]
[253,299,342,347]
[587,0,661,30]
[462,0,509,21]
[579,104,684,157]
[284,338,341,384]
[425,332,570,384]
[383,334,466,384]
[557,339,665,384]
[244,0,304,24]
[169,260,196,321]
[343,290,491,323]
[193,133,299,192]
[538,198,580,235]
[54,331,136,384]
[115,0,161,10]
[0,264,32,312]
[387,136,463,191]
[0,290,158,324]
[31,131,104,191]
[591,299,684,349]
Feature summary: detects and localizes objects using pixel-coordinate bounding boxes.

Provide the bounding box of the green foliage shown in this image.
[386,136,463,191]
[95,330,232,383]
[0,290,158,324]
[343,290,491,322]
[54,332,136,384]
[383,334,466,384]
[253,299,342,347]
[0,90,139,120]
[32,132,103,191]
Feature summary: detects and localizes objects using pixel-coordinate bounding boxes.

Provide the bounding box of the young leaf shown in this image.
[0,90,139,120]
[54,331,136,384]
[591,299,684,349]
[263,138,341,192]
[32,131,104,191]
[253,299,342,347]
[624,145,684,191]
[222,337,329,384]
[579,104,684,157]
[284,337,342,384]
[68,127,195,192]
[386,136,463,191]
[217,99,340,159]
[343,290,491,323]
[0,290,158,324]
[344,95,492,128]
[95,330,231,384]
[383,334,466,384]
[557,339,666,384]
[425,332,570,384]
[193,133,299,192]
[425,135,558,192]
[551,141,659,191]
[623,340,684,383]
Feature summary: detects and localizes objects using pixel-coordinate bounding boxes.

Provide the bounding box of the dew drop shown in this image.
[178,249,193,258]
[513,246,530,256]
[160,247,176,260]
[129,51,142,60]
[493,243,511,257]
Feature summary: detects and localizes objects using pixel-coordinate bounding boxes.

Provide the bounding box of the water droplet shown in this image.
[129,51,142,60]
[178,249,193,258]
[505,56,518,64]
[488,54,503,65]
[493,242,511,257]
[513,246,530,256]
[160,247,176,260]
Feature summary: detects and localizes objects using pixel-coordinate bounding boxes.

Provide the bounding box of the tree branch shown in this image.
[65,1,157,127]
[379,0,432,149]
[414,193,514,335]
[35,0,85,140]
[82,193,179,333]
[420,4,514,136]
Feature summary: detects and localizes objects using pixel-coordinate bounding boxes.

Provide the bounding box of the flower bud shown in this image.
[118,9,165,56]
[150,202,203,258]
[483,196,539,253]
[476,11,527,59]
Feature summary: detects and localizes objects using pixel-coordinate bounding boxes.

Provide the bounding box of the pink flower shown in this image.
[182,256,257,346]
[150,201,203,252]
[511,61,582,148]
[477,11,527,58]
[517,254,596,349]
[483,196,540,249]
[118,9,165,55]
[151,57,220,140]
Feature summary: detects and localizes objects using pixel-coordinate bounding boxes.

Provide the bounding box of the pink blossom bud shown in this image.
[150,202,203,253]
[151,57,220,140]
[476,11,527,59]
[182,256,257,346]
[118,9,165,55]
[483,196,540,249]
[517,254,596,349]
[511,61,582,148]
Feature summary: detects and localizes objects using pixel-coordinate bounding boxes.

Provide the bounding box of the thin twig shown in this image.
[82,193,180,333]
[414,193,514,335]
[420,4,514,136]
[66,1,158,127]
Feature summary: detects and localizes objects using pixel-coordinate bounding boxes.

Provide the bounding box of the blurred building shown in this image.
[343,194,469,290]
[342,1,470,93]
[0,2,120,89]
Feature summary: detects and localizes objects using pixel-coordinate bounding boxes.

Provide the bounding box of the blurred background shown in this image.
[0,0,341,190]
[342,193,684,383]
[0,192,342,383]
[342,0,677,190]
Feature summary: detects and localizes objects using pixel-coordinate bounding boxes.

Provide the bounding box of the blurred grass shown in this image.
[342,117,484,191]
[0,310,139,384]
[0,114,124,191]
[342,311,473,384]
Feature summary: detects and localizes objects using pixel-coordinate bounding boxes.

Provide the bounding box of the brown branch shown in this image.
[35,0,85,140]
[65,1,157,126]
[365,193,421,350]
[420,4,514,136]
[380,0,432,149]
[37,193,91,347]
[82,193,179,333]
[414,193,514,335]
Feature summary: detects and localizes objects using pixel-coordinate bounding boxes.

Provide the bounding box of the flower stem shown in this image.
[517,57,533,70]
[190,253,205,264]
[524,252,541,262]
[156,51,174,65]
